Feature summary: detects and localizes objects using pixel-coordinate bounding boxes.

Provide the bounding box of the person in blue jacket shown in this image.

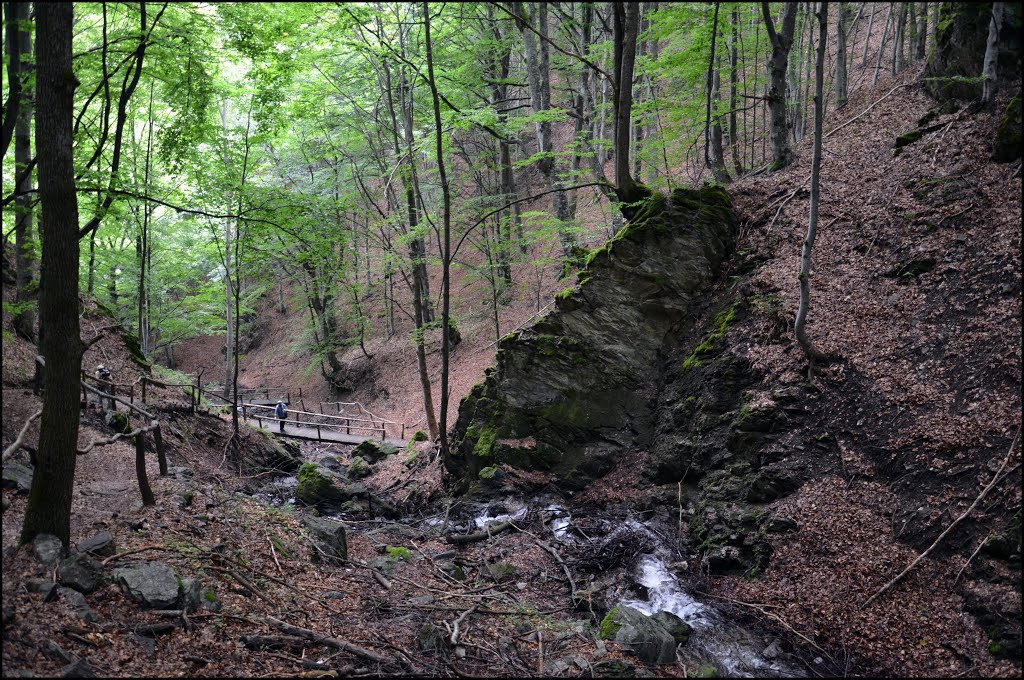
[275,400,288,432]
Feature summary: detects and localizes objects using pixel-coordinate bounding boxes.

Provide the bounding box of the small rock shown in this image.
[40,639,73,664]
[75,531,115,557]
[32,534,64,566]
[765,516,798,534]
[301,515,348,564]
[125,519,145,531]
[60,659,96,678]
[2,494,10,512]
[113,561,181,609]
[128,632,156,656]
[2,462,33,492]
[651,610,692,645]
[417,622,447,652]
[181,578,203,613]
[57,553,104,594]
[763,639,783,659]
[26,579,58,601]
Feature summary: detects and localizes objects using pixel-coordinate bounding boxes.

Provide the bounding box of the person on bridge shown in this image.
[275,400,288,432]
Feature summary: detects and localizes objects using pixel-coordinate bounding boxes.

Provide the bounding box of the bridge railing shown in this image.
[241,403,386,441]
[318,400,415,440]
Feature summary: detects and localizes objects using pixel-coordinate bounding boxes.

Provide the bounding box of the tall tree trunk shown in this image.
[21,2,82,548]
[861,2,877,67]
[137,83,155,358]
[705,4,731,184]
[513,1,577,258]
[981,3,1004,111]
[423,3,453,457]
[762,1,799,170]
[9,1,36,341]
[789,3,807,143]
[916,2,928,60]
[836,2,851,107]
[873,3,893,86]
[892,2,907,74]
[729,6,745,176]
[612,2,648,209]
[795,0,828,365]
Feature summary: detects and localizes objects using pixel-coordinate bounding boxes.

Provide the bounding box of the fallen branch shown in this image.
[101,544,172,566]
[2,410,42,461]
[80,380,155,420]
[449,604,479,647]
[861,426,1021,609]
[264,616,390,665]
[534,539,580,606]
[445,520,515,545]
[77,421,159,456]
[208,566,277,608]
[953,531,994,587]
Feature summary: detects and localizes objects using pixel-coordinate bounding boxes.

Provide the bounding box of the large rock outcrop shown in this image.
[447,186,736,491]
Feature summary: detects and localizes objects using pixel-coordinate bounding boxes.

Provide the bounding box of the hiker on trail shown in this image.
[275,400,288,432]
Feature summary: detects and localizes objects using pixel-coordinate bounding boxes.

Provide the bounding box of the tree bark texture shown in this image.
[9,1,36,341]
[21,2,83,548]
[612,2,648,209]
[981,3,1005,110]
[836,2,851,108]
[795,0,828,364]
[762,1,799,170]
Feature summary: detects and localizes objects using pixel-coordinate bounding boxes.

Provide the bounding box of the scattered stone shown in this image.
[2,462,33,492]
[700,546,745,575]
[486,561,518,583]
[765,515,798,534]
[199,586,221,612]
[128,632,156,657]
[60,659,96,678]
[301,514,347,563]
[763,639,783,659]
[2,493,10,512]
[26,579,58,600]
[592,658,639,677]
[57,553,104,594]
[113,561,181,609]
[56,586,100,623]
[32,534,64,567]
[417,622,447,652]
[75,531,115,557]
[40,639,73,664]
[125,519,145,531]
[319,456,342,471]
[651,610,692,645]
[346,456,372,479]
[174,492,194,509]
[181,578,203,613]
[352,440,394,463]
[604,605,677,664]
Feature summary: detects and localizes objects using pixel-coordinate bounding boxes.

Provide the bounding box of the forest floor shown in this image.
[3,54,1022,680]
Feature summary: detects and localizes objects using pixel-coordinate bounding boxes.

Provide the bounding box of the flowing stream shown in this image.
[250,467,803,677]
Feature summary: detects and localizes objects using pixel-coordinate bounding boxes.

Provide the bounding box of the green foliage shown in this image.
[386,545,413,560]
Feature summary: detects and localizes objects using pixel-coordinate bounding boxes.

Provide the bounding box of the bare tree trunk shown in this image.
[8,1,36,341]
[729,5,745,175]
[423,3,452,456]
[795,0,828,366]
[21,2,82,548]
[612,2,648,208]
[873,3,893,86]
[836,2,851,107]
[892,2,907,74]
[981,3,1004,111]
[705,4,731,184]
[762,1,799,170]
[916,2,928,60]
[861,2,877,67]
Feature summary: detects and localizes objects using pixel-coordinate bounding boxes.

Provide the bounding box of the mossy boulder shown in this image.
[448,186,737,493]
[296,463,352,510]
[602,605,678,664]
[923,3,992,102]
[992,92,1022,162]
[353,439,396,463]
[347,456,372,479]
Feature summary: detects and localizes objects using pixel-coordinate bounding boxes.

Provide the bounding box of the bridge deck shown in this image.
[244,417,408,449]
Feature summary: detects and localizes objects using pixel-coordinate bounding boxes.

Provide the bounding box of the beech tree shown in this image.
[21,2,82,547]
[795,0,828,366]
[762,1,799,170]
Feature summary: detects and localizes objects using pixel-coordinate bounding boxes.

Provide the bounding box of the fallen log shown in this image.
[445,520,515,545]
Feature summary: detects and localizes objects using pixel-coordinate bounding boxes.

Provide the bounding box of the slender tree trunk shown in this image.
[21,2,82,548]
[789,3,807,143]
[762,1,799,170]
[706,4,731,184]
[137,83,155,358]
[729,6,744,176]
[836,2,851,107]
[9,1,36,341]
[892,2,907,74]
[916,2,928,60]
[908,2,918,62]
[423,3,452,456]
[612,2,648,208]
[862,2,877,66]
[873,3,893,86]
[795,0,828,365]
[981,3,1004,111]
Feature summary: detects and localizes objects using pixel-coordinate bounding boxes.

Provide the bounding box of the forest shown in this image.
[1,2,1021,678]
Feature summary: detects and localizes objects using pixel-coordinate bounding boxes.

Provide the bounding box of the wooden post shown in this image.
[153,421,167,476]
[317,423,322,440]
[346,419,350,435]
[401,423,406,439]
[300,398,306,413]
[130,384,134,405]
[141,377,147,404]
[337,403,341,414]
[136,432,156,506]
[257,416,262,429]
[319,402,324,415]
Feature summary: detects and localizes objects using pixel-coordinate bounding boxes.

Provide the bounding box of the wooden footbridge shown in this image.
[239,403,409,449]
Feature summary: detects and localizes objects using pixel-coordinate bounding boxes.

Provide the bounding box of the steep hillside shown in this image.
[449,60,1022,676]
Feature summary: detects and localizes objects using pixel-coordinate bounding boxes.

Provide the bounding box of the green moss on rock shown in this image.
[683,298,741,370]
[993,93,1022,162]
[599,608,622,640]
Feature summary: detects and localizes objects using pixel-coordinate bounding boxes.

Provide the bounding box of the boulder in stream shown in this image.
[600,605,678,664]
